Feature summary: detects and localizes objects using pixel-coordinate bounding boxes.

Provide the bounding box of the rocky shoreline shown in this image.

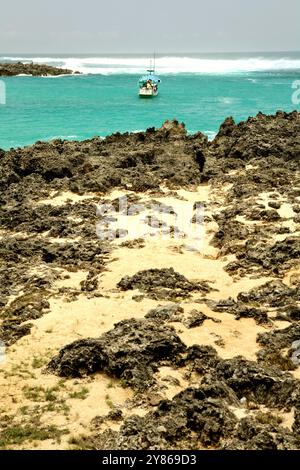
[0,112,299,450]
[0,62,78,76]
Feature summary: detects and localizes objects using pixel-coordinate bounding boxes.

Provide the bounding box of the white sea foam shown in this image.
[45,135,79,141]
[1,55,300,75]
[204,131,217,141]
[40,74,76,78]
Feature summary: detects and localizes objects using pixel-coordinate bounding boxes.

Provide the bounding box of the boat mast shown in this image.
[147,52,156,76]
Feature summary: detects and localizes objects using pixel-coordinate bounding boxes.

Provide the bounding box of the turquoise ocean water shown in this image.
[0,53,300,150]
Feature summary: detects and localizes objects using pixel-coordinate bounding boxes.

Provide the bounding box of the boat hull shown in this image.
[139,88,158,98]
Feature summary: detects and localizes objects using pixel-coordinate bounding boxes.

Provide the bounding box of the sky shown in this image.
[0,0,299,54]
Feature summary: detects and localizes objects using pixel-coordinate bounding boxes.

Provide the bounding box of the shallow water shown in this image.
[0,53,299,149]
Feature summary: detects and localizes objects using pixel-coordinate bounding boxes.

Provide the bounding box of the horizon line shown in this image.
[1,50,300,56]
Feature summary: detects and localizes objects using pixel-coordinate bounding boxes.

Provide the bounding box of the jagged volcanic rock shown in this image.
[46,318,186,391]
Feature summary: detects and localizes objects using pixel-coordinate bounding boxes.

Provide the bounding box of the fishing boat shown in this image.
[139,57,161,98]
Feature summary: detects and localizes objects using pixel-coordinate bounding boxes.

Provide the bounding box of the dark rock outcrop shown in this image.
[46,318,186,391]
[68,349,300,450]
[208,110,300,163]
[117,268,213,300]
[145,304,184,322]
[257,325,300,370]
[212,356,300,409]
[0,62,77,76]
[0,291,50,345]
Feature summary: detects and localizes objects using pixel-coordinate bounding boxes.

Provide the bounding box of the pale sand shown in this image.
[0,183,298,449]
[37,191,97,206]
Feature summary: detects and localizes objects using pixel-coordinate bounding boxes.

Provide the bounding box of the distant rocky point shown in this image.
[0,61,80,76]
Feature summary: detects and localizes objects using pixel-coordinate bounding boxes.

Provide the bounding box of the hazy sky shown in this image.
[0,0,299,53]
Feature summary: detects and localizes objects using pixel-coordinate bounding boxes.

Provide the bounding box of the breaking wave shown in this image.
[1,55,300,75]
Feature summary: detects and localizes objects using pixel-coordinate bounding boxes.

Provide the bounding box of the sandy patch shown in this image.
[1,183,298,449]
